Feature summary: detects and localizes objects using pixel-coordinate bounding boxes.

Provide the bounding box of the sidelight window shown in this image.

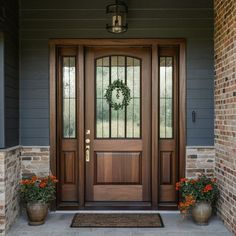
[159,57,173,139]
[62,56,76,138]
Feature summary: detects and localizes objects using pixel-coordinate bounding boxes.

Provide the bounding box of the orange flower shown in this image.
[180,178,188,183]
[49,175,58,183]
[49,175,56,180]
[203,184,213,192]
[175,182,181,190]
[39,182,47,188]
[31,176,37,181]
[20,179,31,185]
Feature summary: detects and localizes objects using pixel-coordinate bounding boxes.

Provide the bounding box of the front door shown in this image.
[54,40,185,210]
[85,47,151,204]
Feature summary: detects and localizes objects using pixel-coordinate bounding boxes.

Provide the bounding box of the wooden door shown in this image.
[85,47,151,204]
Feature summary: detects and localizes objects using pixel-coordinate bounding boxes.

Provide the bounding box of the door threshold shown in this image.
[54,210,180,214]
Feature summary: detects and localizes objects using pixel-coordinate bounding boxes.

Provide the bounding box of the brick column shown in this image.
[214,0,236,234]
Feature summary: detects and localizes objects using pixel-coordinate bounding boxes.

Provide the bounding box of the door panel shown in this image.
[95,152,141,184]
[85,47,151,203]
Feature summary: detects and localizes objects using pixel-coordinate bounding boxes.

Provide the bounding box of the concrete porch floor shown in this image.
[7,211,233,236]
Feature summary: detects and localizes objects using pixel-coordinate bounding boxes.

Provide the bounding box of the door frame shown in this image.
[49,39,186,210]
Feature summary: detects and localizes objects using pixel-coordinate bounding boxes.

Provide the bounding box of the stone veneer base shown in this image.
[186,146,215,178]
[0,146,21,235]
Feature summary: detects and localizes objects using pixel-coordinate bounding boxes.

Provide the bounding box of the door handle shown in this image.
[85,145,90,162]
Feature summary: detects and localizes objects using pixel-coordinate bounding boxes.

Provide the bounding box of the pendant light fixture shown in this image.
[106,0,128,34]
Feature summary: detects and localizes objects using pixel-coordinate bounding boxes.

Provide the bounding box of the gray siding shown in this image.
[0,33,4,148]
[4,0,19,147]
[20,0,214,146]
[0,0,19,148]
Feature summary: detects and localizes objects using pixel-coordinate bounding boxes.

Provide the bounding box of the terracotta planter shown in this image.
[192,201,212,225]
[26,202,48,226]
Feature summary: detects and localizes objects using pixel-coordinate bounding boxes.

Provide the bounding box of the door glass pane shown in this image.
[159,57,173,138]
[96,56,141,139]
[96,57,110,138]
[62,57,76,138]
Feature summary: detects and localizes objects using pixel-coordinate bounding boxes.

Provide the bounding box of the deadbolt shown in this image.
[85,138,90,144]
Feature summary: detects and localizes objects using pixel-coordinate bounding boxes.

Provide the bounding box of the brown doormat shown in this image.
[71,213,164,228]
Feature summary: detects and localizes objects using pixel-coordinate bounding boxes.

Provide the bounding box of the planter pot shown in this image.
[192,201,212,225]
[26,202,48,226]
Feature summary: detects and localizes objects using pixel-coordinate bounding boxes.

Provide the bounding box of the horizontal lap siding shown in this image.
[19,0,214,146]
[1,0,19,148]
[0,34,4,148]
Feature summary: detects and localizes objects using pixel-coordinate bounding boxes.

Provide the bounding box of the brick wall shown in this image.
[0,147,21,235]
[186,147,215,178]
[0,146,50,235]
[214,0,236,234]
[20,147,50,178]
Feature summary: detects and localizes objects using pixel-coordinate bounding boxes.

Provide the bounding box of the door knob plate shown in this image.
[85,145,90,162]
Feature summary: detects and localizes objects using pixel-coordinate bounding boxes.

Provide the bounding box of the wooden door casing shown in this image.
[51,39,186,210]
[85,47,151,203]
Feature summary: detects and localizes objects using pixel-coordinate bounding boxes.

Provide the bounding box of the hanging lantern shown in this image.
[106,0,128,34]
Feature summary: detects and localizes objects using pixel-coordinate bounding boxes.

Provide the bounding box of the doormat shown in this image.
[71,213,164,228]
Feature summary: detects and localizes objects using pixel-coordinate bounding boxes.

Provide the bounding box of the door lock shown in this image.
[85,138,90,144]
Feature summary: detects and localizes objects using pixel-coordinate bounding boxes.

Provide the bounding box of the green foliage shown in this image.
[176,175,219,214]
[20,176,58,203]
[104,79,131,110]
[176,175,219,204]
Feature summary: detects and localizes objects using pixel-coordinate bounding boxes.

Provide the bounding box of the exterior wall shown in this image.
[21,147,50,178]
[19,145,216,182]
[19,0,214,147]
[214,0,236,234]
[0,146,50,235]
[0,33,4,148]
[0,0,19,148]
[0,146,21,235]
[186,147,215,178]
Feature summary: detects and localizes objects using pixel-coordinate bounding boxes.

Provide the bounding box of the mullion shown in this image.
[109,56,111,138]
[125,56,127,138]
[116,56,118,138]
[164,57,167,138]
[68,57,71,138]
[102,58,104,138]
[132,57,135,138]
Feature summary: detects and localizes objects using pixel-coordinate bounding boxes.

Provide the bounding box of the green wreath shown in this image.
[104,79,131,110]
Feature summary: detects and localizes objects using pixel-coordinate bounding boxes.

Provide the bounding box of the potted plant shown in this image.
[20,175,58,225]
[176,175,219,225]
